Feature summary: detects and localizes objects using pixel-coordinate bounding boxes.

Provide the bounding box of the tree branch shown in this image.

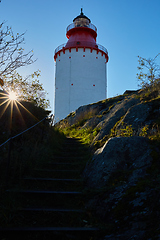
[0,22,36,78]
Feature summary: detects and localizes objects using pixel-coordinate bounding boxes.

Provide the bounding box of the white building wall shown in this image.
[54,48,107,122]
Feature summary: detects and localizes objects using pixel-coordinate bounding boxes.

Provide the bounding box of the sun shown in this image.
[8,91,17,101]
[0,89,37,126]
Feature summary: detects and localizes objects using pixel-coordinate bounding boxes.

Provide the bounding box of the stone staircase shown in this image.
[0,138,100,240]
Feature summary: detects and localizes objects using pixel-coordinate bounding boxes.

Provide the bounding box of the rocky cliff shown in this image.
[56,88,160,239]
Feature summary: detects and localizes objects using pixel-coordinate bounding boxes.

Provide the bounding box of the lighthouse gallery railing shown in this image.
[66,23,97,33]
[54,42,108,56]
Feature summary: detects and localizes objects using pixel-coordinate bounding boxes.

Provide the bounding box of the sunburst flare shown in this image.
[0,89,37,128]
[8,91,18,101]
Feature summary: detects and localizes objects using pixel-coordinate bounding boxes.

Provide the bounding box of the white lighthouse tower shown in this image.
[54,9,109,121]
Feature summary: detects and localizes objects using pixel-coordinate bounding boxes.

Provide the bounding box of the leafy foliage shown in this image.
[139,125,149,137]
[137,54,160,88]
[0,22,49,109]
[3,71,50,109]
[110,123,134,137]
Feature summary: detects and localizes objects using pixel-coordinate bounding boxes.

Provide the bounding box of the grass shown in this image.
[56,114,102,147]
[59,127,93,145]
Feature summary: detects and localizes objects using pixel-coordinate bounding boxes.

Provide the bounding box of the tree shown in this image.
[0,22,35,78]
[0,22,49,109]
[3,70,50,109]
[137,54,160,88]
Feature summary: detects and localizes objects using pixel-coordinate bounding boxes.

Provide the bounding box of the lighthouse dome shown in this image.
[65,9,97,49]
[73,8,91,27]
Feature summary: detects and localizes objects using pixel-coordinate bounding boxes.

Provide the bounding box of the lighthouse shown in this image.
[54,9,109,121]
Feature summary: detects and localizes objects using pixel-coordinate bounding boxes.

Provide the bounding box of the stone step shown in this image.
[6,189,82,194]
[2,137,95,239]
[23,177,83,182]
[32,169,81,178]
[35,169,80,172]
[0,227,99,231]
[6,189,84,208]
[7,207,87,228]
[51,156,85,162]
[61,147,88,152]
[21,177,83,191]
[63,138,80,144]
[0,226,100,240]
[20,207,85,212]
[47,162,74,165]
[46,162,81,170]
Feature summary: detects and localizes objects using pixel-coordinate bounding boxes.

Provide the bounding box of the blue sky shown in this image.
[0,0,160,112]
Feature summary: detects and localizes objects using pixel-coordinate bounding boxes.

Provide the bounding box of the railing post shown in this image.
[6,137,12,188]
[41,118,46,141]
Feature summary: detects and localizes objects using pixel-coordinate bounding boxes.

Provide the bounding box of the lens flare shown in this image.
[0,90,38,124]
[8,91,17,101]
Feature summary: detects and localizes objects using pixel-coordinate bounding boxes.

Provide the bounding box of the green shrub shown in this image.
[139,125,149,137]
[112,124,134,137]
